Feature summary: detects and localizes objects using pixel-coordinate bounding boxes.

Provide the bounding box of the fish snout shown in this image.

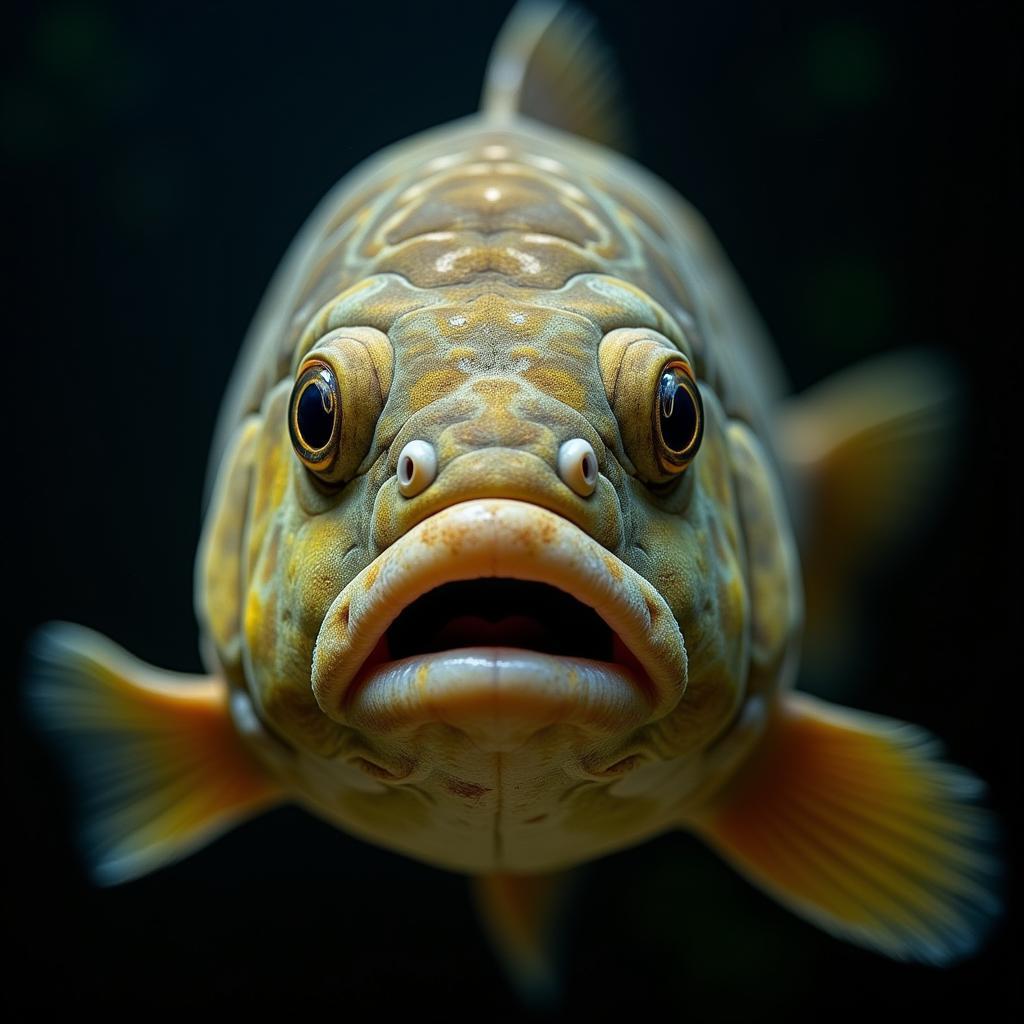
[372,444,623,552]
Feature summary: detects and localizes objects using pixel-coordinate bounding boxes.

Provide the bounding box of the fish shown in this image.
[26,0,999,1003]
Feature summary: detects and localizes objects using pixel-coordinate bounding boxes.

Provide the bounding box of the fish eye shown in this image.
[654,360,703,472]
[289,360,341,470]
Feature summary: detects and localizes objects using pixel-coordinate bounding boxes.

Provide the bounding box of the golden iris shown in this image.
[289,360,340,469]
[654,361,703,472]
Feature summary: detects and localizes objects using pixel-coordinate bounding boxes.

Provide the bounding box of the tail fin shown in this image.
[481,1,629,150]
[693,693,1000,963]
[25,622,281,884]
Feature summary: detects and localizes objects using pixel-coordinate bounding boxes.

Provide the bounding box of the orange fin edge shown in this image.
[691,692,1000,964]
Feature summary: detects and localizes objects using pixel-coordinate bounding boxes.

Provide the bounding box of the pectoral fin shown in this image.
[692,693,999,963]
[471,869,578,1005]
[26,622,282,885]
[781,349,958,663]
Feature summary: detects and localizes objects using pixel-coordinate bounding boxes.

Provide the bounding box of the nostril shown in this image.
[558,438,599,497]
[396,440,437,497]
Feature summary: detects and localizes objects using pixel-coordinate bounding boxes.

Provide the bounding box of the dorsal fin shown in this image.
[481,1,630,151]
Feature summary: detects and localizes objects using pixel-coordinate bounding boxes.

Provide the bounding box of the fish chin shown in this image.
[311,499,688,746]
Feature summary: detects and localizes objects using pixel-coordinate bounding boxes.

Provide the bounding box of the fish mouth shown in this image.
[311,500,687,745]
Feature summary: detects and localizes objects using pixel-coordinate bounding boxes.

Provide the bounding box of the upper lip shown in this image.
[311,499,688,724]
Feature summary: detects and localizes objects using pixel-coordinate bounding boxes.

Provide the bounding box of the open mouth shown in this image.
[311,500,687,742]
[388,579,618,662]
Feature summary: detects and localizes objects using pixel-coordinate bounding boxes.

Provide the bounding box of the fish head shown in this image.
[200,274,799,872]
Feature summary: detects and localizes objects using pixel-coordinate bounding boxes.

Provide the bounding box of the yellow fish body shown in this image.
[27,2,997,998]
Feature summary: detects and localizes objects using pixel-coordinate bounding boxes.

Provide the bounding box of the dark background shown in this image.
[4,0,1019,1018]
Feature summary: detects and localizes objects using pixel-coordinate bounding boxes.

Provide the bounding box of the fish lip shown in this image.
[311,499,687,725]
[344,647,655,747]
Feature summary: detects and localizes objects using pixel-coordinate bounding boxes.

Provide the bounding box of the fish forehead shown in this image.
[389,295,602,414]
[210,118,785,481]
[319,130,690,298]
[298,130,696,441]
[251,124,698,400]
[391,292,598,355]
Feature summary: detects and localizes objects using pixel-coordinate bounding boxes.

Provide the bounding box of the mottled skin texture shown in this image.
[197,118,801,873]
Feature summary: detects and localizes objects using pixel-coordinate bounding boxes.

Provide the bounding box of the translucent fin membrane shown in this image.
[472,870,576,1007]
[481,1,630,151]
[694,693,1000,964]
[781,349,958,661]
[26,623,280,884]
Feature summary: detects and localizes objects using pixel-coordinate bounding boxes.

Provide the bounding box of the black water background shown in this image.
[4,0,1018,1017]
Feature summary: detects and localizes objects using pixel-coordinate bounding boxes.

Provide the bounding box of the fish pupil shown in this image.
[297,375,335,450]
[659,369,698,453]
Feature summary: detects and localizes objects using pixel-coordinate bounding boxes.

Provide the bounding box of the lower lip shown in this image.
[343,647,653,747]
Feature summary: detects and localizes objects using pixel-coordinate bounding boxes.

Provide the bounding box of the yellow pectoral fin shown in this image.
[26,622,282,885]
[692,693,1000,964]
[781,349,958,663]
[472,870,578,1006]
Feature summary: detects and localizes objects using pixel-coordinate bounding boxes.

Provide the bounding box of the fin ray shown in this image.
[781,349,959,665]
[471,870,577,1006]
[693,692,999,964]
[741,793,975,961]
[787,777,996,875]
[765,806,934,941]
[771,800,975,927]
[26,622,282,884]
[481,1,629,150]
